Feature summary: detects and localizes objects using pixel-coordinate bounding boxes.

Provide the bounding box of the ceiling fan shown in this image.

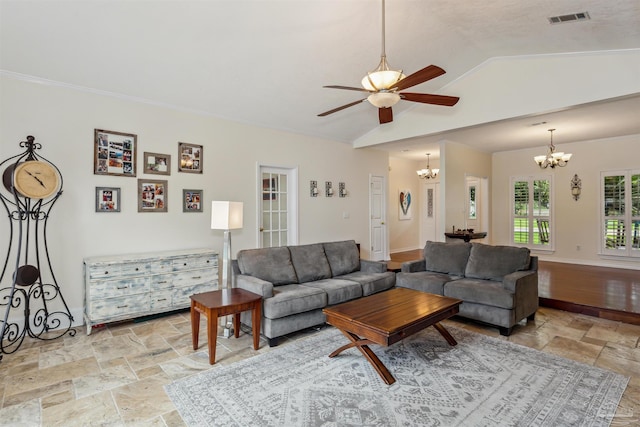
[318,0,459,124]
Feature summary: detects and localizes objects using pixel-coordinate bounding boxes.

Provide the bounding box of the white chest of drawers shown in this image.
[83,248,218,334]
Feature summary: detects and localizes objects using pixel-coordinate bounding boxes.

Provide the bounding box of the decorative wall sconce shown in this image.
[339,182,347,197]
[310,180,319,197]
[325,181,333,197]
[570,174,582,201]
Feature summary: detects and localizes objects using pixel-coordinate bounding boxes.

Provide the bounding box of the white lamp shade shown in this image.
[211,201,243,230]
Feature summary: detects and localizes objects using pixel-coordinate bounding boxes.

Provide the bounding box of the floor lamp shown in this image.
[211,201,243,336]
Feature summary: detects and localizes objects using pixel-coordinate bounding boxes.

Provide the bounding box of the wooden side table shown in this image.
[190,288,262,364]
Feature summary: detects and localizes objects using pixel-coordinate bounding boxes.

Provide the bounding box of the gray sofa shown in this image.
[232,240,396,346]
[396,241,538,336]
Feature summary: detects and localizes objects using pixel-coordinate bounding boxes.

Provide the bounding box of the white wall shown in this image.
[388,156,425,253]
[0,75,390,323]
[492,134,640,269]
[442,142,492,235]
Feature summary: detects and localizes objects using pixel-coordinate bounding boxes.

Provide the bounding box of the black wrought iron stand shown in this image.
[0,136,75,361]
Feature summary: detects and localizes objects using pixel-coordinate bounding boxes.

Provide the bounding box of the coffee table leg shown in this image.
[191,301,200,350]
[233,313,241,338]
[433,323,457,346]
[331,330,396,385]
[252,300,261,350]
[207,308,218,364]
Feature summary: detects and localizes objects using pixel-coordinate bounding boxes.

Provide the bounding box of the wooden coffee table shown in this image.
[190,288,262,364]
[323,287,462,385]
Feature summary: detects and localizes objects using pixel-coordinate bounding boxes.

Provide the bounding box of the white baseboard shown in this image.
[536,255,640,271]
[390,246,422,255]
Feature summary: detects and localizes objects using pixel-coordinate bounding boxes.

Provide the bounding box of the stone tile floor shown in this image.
[1,307,639,426]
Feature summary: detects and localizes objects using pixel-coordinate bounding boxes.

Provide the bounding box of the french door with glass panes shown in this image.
[258,166,298,248]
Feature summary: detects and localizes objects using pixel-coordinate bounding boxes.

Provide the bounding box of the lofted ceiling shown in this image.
[1,0,639,160]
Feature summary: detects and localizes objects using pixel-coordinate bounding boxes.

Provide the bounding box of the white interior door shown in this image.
[258,165,298,248]
[369,175,387,260]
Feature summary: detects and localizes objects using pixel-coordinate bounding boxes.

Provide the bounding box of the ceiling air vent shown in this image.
[548,12,590,24]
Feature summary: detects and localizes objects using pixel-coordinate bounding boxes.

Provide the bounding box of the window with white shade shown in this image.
[601,170,640,257]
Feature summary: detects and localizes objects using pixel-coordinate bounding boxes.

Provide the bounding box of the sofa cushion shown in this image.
[337,271,396,296]
[323,240,360,276]
[303,278,362,305]
[423,241,471,276]
[237,247,298,285]
[465,243,531,281]
[396,271,454,295]
[289,243,332,283]
[444,278,515,309]
[262,284,327,319]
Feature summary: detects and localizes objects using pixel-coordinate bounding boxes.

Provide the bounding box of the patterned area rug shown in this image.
[165,326,628,426]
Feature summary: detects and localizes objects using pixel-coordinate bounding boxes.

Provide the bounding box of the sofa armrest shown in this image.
[236,274,274,299]
[502,270,537,292]
[360,259,386,273]
[401,259,426,273]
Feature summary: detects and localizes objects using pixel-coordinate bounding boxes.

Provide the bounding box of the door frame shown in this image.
[256,163,299,247]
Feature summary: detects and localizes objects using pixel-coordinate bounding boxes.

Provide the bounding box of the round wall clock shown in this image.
[12,160,60,199]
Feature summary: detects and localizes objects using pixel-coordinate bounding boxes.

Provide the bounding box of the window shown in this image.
[511,176,552,248]
[601,170,640,257]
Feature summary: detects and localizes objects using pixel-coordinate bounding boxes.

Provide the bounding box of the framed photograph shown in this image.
[95,187,121,212]
[94,129,137,177]
[399,189,412,220]
[178,142,203,173]
[262,177,277,200]
[138,179,168,212]
[143,152,171,175]
[183,189,203,212]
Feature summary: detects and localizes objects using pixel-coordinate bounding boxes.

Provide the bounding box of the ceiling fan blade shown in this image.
[323,85,371,93]
[400,92,460,106]
[379,107,393,124]
[317,99,367,117]
[392,65,446,91]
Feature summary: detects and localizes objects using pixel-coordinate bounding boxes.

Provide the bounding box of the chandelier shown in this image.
[534,129,572,169]
[417,153,439,179]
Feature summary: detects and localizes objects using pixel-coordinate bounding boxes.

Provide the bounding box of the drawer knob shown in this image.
[104,271,109,275]
[135,268,139,271]
[117,305,128,309]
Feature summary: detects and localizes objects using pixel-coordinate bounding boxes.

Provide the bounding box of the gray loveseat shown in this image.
[396,241,538,336]
[232,240,396,346]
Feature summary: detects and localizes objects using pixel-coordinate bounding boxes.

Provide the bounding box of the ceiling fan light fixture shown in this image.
[368,91,401,108]
[361,56,405,91]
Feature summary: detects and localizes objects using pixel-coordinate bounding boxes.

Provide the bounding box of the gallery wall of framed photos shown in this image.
[94,129,204,214]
